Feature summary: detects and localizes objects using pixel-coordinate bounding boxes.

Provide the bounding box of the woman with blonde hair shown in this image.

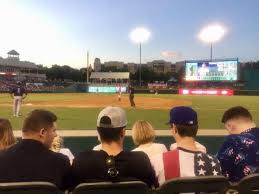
[50,135,74,164]
[132,120,167,158]
[0,118,16,150]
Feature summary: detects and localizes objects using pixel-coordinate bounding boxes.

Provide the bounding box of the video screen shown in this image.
[185,60,238,81]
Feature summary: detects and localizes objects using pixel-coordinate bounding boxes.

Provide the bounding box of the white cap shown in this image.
[97,106,127,128]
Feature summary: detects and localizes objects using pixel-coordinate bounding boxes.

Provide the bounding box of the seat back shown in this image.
[237,173,259,194]
[73,181,149,194]
[157,176,230,194]
[0,182,62,194]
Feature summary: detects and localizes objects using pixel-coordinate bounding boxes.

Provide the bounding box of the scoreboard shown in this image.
[185,60,238,81]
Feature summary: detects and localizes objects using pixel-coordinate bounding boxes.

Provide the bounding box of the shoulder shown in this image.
[153,143,167,149]
[49,150,70,164]
[121,150,150,161]
[132,147,141,152]
[93,144,101,151]
[201,152,219,161]
[221,134,242,149]
[60,148,74,157]
[75,150,104,162]
[196,152,221,169]
[77,150,98,157]
[0,149,8,158]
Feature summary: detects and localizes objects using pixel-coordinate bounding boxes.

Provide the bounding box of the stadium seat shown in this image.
[236,173,259,194]
[0,182,62,194]
[157,176,230,194]
[72,181,149,194]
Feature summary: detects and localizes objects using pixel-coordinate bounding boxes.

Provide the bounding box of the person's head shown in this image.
[132,120,155,146]
[97,106,127,144]
[17,81,22,86]
[50,135,64,152]
[168,106,198,139]
[0,119,16,150]
[22,109,58,148]
[221,106,254,134]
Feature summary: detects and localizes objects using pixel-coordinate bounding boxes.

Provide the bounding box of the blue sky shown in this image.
[0,0,258,68]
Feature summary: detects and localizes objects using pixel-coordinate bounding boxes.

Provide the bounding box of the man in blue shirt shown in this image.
[217,106,259,182]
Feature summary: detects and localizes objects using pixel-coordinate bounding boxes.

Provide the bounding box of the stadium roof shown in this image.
[7,50,19,55]
[90,72,130,79]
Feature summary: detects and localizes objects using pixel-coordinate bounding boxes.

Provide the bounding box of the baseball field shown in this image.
[1,93,259,131]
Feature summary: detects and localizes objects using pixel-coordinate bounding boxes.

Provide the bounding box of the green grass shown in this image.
[1,93,259,130]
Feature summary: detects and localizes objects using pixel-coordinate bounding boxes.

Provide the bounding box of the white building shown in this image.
[0,50,46,81]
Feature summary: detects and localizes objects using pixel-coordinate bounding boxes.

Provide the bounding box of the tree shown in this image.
[45,65,85,82]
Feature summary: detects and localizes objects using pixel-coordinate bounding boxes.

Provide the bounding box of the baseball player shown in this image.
[117,86,122,101]
[10,82,27,117]
[128,85,135,107]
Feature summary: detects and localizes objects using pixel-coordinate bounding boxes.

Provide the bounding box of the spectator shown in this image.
[0,118,16,151]
[217,106,259,182]
[132,120,167,158]
[0,109,71,190]
[51,135,74,165]
[152,106,221,186]
[72,106,157,188]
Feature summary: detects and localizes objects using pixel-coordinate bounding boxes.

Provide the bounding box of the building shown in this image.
[0,50,46,81]
[93,58,176,74]
[93,58,102,72]
[146,60,176,73]
[103,61,125,70]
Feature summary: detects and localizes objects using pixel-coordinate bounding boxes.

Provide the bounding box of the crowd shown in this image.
[180,81,234,89]
[0,105,259,191]
[0,80,66,92]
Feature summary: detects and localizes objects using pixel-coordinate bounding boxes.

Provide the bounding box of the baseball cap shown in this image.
[168,106,198,126]
[97,106,127,128]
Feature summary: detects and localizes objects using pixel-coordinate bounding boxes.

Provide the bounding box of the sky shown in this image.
[0,0,259,69]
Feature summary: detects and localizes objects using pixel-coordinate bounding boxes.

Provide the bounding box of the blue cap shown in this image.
[168,106,198,126]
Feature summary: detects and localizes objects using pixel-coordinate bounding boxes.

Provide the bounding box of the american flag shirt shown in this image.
[151,147,221,186]
[217,128,259,182]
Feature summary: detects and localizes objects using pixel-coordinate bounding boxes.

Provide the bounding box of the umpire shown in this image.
[10,81,27,117]
[128,85,135,107]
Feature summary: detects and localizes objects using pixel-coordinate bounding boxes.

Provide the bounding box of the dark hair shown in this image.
[22,109,57,133]
[174,124,198,137]
[97,116,124,143]
[221,106,252,123]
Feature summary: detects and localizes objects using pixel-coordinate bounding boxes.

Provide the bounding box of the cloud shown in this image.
[161,51,181,58]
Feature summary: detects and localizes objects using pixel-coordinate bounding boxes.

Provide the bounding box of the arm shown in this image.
[217,136,237,180]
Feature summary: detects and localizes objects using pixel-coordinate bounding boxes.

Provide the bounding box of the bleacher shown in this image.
[1,174,259,194]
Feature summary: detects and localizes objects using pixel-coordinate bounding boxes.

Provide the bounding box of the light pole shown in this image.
[130,27,151,86]
[86,50,89,84]
[198,24,226,61]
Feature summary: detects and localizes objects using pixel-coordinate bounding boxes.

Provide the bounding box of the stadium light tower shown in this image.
[130,27,151,86]
[198,24,226,61]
